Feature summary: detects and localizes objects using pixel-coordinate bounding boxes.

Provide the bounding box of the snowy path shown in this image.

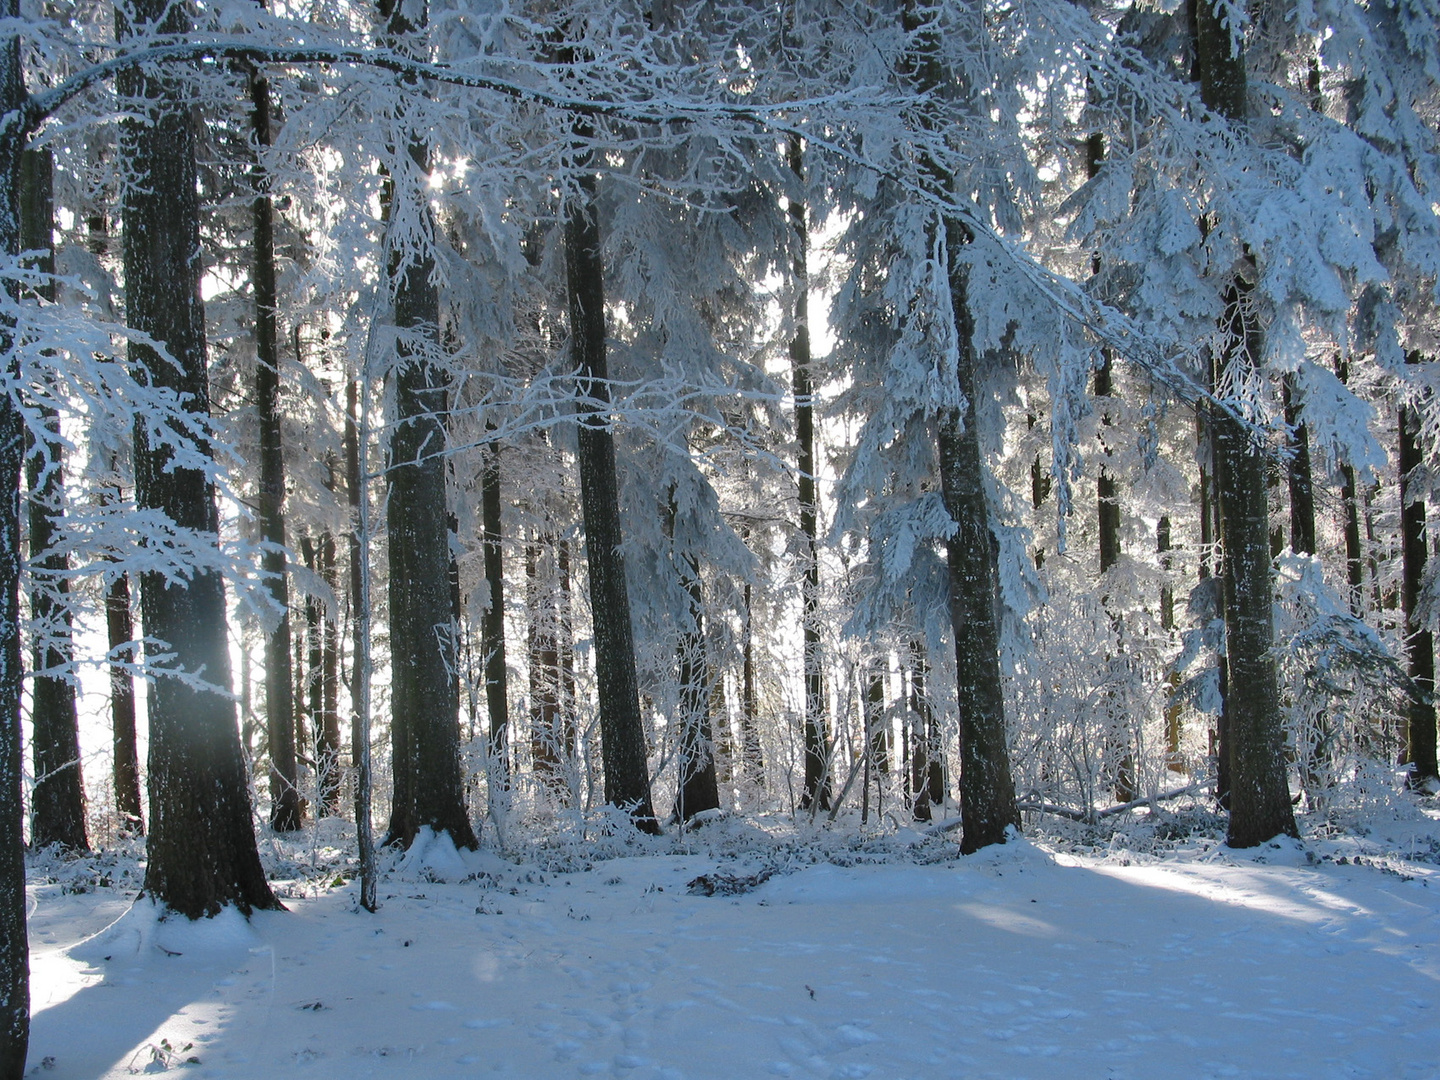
[25,837,1440,1079]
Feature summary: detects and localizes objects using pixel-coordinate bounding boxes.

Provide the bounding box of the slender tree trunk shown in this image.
[1283,378,1316,555]
[22,149,88,852]
[107,569,143,832]
[1400,363,1438,785]
[739,526,764,788]
[787,134,831,811]
[565,133,658,832]
[528,535,565,797]
[904,0,1019,851]
[0,19,31,1072]
[865,665,889,775]
[670,507,719,822]
[909,640,943,821]
[248,61,301,833]
[481,439,508,779]
[1191,0,1298,846]
[1336,358,1366,617]
[317,525,341,815]
[119,0,279,917]
[87,214,144,834]
[346,379,376,910]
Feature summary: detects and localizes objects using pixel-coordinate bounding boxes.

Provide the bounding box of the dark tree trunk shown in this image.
[317,527,341,815]
[481,440,508,778]
[908,640,944,820]
[1400,365,1438,785]
[1336,358,1366,616]
[527,535,566,797]
[1282,377,1316,556]
[1198,409,1231,806]
[935,265,1020,852]
[865,666,889,774]
[107,570,143,832]
[376,0,475,854]
[904,0,1019,852]
[565,136,658,832]
[249,62,301,833]
[1,19,31,1073]
[787,134,831,812]
[22,149,88,853]
[345,379,376,910]
[87,215,144,834]
[1191,0,1298,847]
[1029,411,1050,567]
[382,251,475,850]
[670,508,719,823]
[119,0,279,917]
[739,526,764,788]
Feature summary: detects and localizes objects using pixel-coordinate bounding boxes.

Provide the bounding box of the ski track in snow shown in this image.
[22,834,1440,1080]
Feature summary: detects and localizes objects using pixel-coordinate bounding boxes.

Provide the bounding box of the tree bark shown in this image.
[565,142,659,832]
[904,0,1019,852]
[1400,362,1438,785]
[481,440,508,778]
[670,498,719,823]
[317,526,341,815]
[346,379,376,910]
[249,61,301,833]
[909,640,944,820]
[375,0,475,851]
[527,535,566,797]
[1336,358,1366,617]
[0,17,31,1073]
[21,148,88,852]
[119,0,279,917]
[739,525,764,788]
[107,570,143,832]
[1192,0,1297,846]
[787,134,831,812]
[87,215,144,834]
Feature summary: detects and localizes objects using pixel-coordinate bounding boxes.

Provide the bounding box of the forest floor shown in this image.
[20,794,1440,1080]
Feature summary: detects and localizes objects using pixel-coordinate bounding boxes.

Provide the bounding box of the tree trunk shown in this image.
[909,640,944,820]
[119,0,279,917]
[346,378,376,910]
[903,0,1019,852]
[317,526,341,816]
[1400,365,1438,785]
[249,62,301,833]
[1,19,31,1072]
[671,508,719,823]
[934,263,1020,852]
[481,440,508,778]
[787,134,832,812]
[1191,0,1297,846]
[1283,377,1316,556]
[527,535,565,797]
[375,0,474,850]
[565,142,659,832]
[1336,358,1366,617]
[739,526,764,788]
[21,148,88,852]
[87,215,144,834]
[107,570,143,832]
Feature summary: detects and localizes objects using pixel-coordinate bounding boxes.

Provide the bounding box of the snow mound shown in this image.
[68,896,259,967]
[395,826,480,882]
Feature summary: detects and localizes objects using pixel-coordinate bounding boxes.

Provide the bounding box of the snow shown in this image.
[22,807,1440,1079]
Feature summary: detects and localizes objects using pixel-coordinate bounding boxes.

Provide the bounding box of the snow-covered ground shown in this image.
[22,803,1440,1079]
